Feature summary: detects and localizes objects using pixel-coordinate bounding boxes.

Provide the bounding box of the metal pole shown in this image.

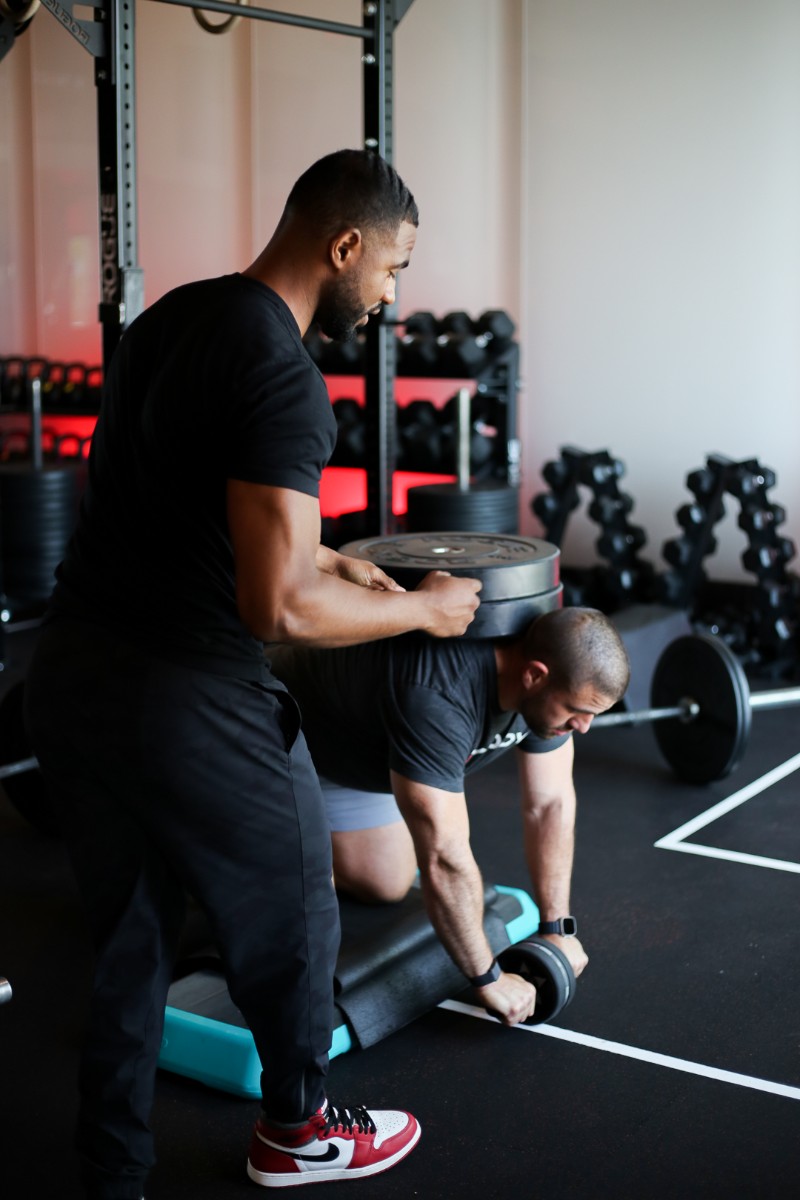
[96,0,144,373]
[593,701,699,729]
[151,0,370,37]
[362,0,397,536]
[749,686,800,711]
[456,387,471,491]
[593,683,800,730]
[29,377,43,471]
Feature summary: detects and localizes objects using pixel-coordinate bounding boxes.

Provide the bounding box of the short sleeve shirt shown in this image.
[268,634,570,793]
[50,275,337,670]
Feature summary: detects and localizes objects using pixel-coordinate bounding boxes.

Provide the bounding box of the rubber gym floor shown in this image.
[1,621,799,1200]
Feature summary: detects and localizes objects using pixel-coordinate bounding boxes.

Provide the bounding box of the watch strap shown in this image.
[467,959,501,988]
[537,916,578,937]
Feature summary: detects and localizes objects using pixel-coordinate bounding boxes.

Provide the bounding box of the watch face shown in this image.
[562,916,577,936]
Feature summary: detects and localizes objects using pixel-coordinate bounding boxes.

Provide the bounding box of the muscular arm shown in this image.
[227,482,480,646]
[391,771,537,1026]
[517,740,588,977]
[390,772,492,976]
[315,544,405,591]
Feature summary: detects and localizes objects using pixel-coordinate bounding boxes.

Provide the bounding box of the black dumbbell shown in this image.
[438,310,474,336]
[397,399,442,472]
[397,332,439,376]
[475,309,516,353]
[403,311,439,337]
[435,332,488,376]
[330,398,365,466]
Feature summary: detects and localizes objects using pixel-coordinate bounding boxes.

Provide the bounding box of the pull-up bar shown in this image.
[154,0,371,39]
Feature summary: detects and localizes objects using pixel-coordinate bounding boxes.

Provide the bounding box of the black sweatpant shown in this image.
[24,618,340,1200]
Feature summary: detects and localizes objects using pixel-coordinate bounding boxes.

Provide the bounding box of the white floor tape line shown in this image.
[438,1000,800,1102]
[655,750,800,875]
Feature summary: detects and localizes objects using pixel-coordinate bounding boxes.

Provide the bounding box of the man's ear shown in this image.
[329,228,363,271]
[522,659,549,692]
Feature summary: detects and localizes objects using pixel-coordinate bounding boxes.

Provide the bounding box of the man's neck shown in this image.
[493,640,524,712]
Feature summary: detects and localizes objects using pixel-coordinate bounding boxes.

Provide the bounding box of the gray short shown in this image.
[319,777,403,833]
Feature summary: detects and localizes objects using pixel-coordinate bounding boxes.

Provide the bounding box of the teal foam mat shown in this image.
[159,882,538,1098]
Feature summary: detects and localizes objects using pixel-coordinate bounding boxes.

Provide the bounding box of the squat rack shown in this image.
[2,0,416,535]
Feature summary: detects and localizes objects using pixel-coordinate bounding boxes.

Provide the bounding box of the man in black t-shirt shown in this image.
[269,607,630,1018]
[23,151,483,1198]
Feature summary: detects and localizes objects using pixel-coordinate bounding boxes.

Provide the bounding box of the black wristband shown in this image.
[537,916,578,937]
[467,959,501,988]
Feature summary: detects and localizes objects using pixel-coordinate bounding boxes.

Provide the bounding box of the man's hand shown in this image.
[475,970,538,1027]
[415,570,482,637]
[317,547,405,591]
[541,933,588,979]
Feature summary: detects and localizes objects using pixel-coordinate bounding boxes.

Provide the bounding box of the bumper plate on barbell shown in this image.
[650,634,751,784]
[338,532,562,639]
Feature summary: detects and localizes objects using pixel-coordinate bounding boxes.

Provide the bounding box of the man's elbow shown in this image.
[418,843,475,885]
[237,586,315,644]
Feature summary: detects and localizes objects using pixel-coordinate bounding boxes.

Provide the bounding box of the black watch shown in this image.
[467,959,501,988]
[537,916,578,937]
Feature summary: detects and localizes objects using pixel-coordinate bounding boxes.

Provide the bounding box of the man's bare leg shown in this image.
[332,822,417,904]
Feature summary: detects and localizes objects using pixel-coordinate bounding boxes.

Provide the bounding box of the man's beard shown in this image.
[314,275,371,342]
[520,698,559,739]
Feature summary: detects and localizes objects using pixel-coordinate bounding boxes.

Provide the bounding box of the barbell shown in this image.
[592,633,800,783]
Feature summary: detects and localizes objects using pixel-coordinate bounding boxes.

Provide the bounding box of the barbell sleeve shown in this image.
[748,685,800,712]
[593,700,699,728]
[594,680,800,730]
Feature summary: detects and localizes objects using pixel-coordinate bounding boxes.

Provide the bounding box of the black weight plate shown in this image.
[465,584,563,638]
[406,483,519,514]
[497,935,575,1025]
[650,634,751,783]
[338,532,560,602]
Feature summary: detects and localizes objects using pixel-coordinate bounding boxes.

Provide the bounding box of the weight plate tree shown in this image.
[338,532,563,638]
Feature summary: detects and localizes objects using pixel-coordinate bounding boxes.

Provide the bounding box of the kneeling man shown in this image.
[268,606,629,1026]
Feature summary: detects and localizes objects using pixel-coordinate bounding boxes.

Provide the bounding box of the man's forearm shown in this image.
[516,744,578,919]
[417,855,495,979]
[393,775,496,979]
[521,800,575,920]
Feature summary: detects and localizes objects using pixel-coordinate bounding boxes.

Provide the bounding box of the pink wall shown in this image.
[0,1,522,367]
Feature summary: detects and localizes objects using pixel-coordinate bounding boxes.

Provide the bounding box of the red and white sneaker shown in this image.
[246,1099,421,1188]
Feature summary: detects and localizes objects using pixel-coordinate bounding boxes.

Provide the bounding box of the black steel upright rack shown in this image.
[2,0,416,535]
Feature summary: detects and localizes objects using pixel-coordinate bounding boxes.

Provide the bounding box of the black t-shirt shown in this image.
[268,635,569,793]
[50,275,336,672]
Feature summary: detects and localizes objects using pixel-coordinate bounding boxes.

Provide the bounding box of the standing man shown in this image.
[268,607,630,1022]
[24,149,481,1198]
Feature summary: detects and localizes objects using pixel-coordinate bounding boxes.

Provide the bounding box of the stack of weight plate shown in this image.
[338,532,562,638]
[0,462,81,608]
[405,481,519,535]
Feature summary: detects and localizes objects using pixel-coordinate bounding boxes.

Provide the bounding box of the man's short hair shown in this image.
[521,607,630,701]
[282,148,419,241]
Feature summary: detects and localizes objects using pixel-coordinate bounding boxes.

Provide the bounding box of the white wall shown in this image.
[520,0,800,579]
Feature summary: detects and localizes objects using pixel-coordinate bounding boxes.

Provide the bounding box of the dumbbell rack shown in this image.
[658,453,799,672]
[0,355,103,416]
[530,445,653,611]
[310,311,521,545]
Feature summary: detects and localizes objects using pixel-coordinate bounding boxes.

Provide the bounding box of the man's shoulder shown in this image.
[389,633,491,686]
